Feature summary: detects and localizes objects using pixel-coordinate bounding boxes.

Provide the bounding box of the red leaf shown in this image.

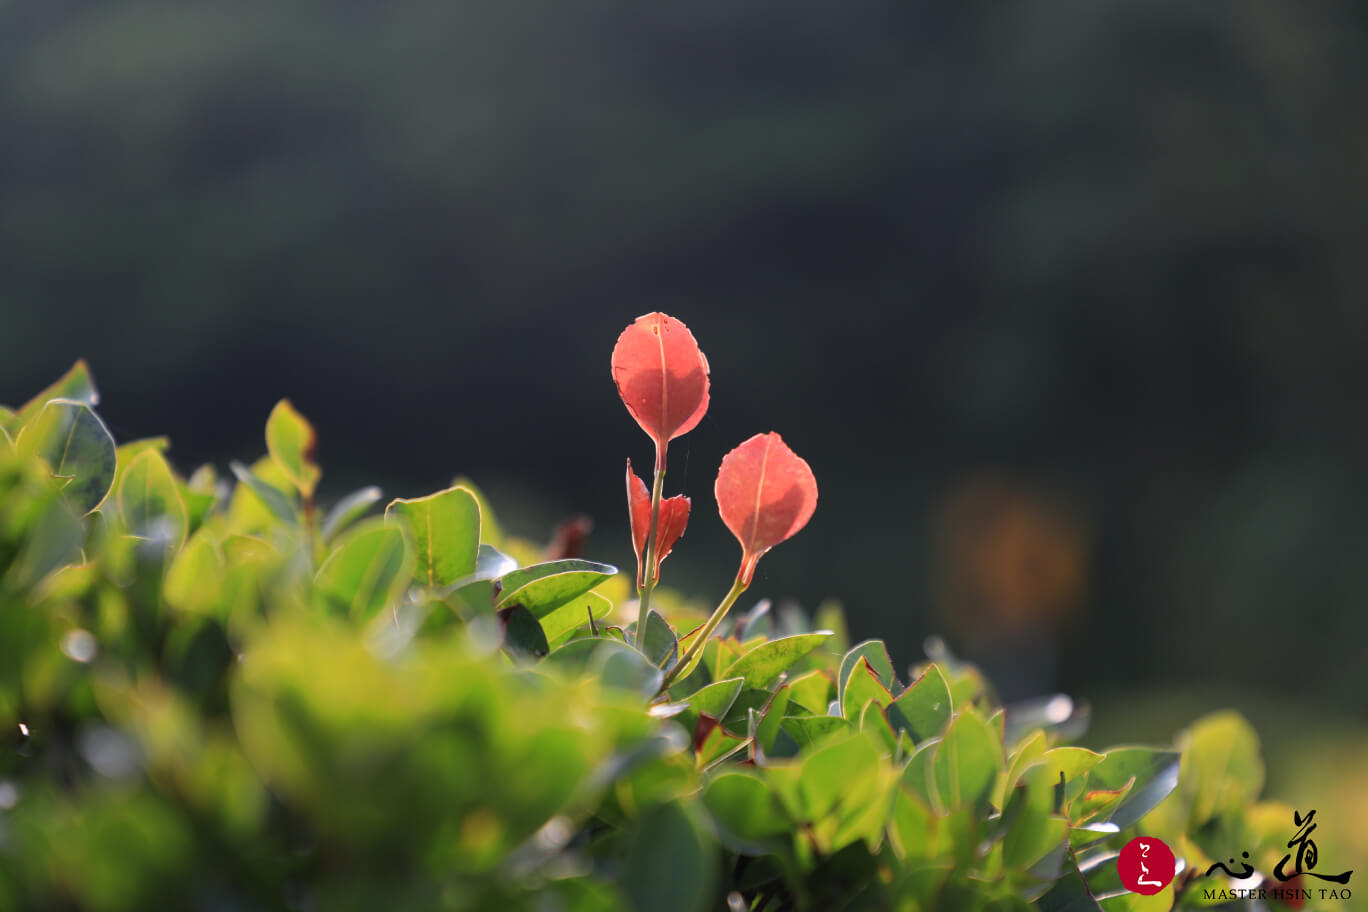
[715,432,817,585]
[611,313,710,468]
[626,458,690,587]
[627,460,651,585]
[655,495,691,578]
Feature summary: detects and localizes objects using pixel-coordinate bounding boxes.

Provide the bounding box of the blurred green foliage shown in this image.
[5,1,1368,712]
[0,364,1321,910]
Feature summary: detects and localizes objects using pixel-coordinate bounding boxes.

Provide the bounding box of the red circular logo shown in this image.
[1117,836,1176,895]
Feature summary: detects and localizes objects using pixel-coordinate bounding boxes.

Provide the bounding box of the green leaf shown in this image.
[675,678,744,736]
[626,803,716,912]
[112,437,170,495]
[783,715,850,749]
[14,360,99,429]
[17,398,117,515]
[641,609,678,669]
[886,663,953,744]
[384,486,481,588]
[1084,748,1180,830]
[1177,711,1264,828]
[842,657,894,720]
[314,520,412,621]
[786,668,833,714]
[496,559,617,617]
[932,707,1004,811]
[163,530,225,614]
[1002,769,1070,873]
[2,481,84,590]
[722,631,833,690]
[702,772,791,852]
[502,604,549,661]
[119,449,188,549]
[696,723,749,768]
[720,688,774,734]
[321,486,383,543]
[229,461,298,526]
[1037,857,1104,912]
[838,639,897,707]
[265,399,321,498]
[452,475,504,547]
[540,591,613,646]
[545,638,662,697]
[887,787,937,864]
[858,700,898,752]
[754,684,790,757]
[797,732,882,820]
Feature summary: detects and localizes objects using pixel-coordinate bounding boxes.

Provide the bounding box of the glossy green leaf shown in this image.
[321,486,383,543]
[1002,768,1070,872]
[703,772,791,852]
[314,520,412,621]
[932,707,1003,810]
[502,604,549,661]
[720,688,774,734]
[858,699,898,752]
[837,639,897,707]
[797,732,883,820]
[675,677,744,736]
[783,715,850,748]
[786,668,833,714]
[112,437,170,494]
[841,657,893,720]
[384,485,481,588]
[1085,748,1180,830]
[119,449,188,549]
[1038,857,1105,912]
[17,398,117,515]
[540,591,612,646]
[641,609,678,668]
[452,475,504,547]
[14,360,99,429]
[722,631,832,690]
[230,461,298,526]
[886,663,952,744]
[496,559,616,617]
[754,684,790,756]
[266,399,321,498]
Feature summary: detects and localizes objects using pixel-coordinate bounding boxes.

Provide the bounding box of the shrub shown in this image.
[0,326,1292,911]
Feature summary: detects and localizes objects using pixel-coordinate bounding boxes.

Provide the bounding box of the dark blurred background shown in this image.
[4,1,1368,719]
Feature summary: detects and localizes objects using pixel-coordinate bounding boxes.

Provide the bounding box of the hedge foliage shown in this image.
[0,357,1301,911]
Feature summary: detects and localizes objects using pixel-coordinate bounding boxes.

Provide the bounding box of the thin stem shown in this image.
[658,575,749,693]
[634,456,667,648]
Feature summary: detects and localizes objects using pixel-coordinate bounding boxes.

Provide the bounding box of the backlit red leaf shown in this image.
[611,312,710,467]
[627,459,691,587]
[715,432,817,585]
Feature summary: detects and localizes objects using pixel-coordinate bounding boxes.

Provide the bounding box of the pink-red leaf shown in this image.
[611,312,710,466]
[655,496,690,578]
[715,432,817,585]
[626,459,691,587]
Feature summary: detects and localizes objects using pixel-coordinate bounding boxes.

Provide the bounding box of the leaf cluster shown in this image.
[0,364,1292,911]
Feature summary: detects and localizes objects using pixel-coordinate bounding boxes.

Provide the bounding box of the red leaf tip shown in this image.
[714,432,817,585]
